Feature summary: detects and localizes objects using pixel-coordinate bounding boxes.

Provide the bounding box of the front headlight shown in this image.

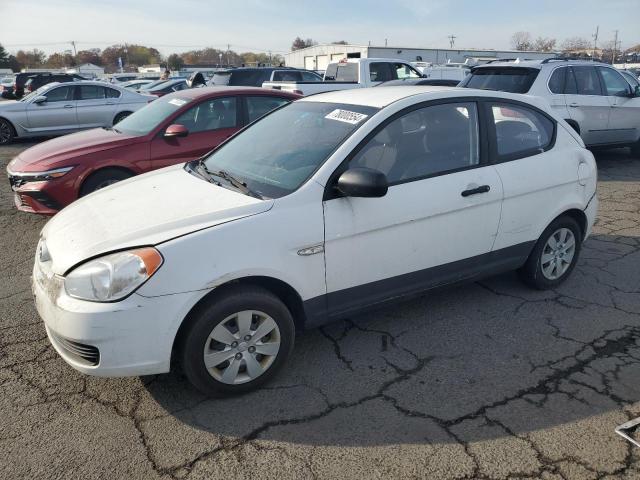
[9,166,74,182]
[64,248,163,302]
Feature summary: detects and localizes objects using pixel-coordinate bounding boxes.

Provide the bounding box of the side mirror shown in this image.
[33,96,47,104]
[336,167,388,198]
[164,124,189,138]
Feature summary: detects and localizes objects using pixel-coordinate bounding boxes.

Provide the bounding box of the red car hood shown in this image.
[10,128,145,172]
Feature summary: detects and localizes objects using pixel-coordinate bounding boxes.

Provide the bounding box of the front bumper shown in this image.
[32,261,201,377]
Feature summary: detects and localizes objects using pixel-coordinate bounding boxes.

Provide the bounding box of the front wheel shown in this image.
[518,216,582,290]
[179,286,295,396]
[0,118,14,145]
[80,168,133,196]
[113,111,132,125]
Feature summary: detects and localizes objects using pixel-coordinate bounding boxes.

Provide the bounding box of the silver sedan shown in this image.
[0,80,154,144]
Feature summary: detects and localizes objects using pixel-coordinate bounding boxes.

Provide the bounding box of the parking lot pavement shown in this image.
[1,142,640,479]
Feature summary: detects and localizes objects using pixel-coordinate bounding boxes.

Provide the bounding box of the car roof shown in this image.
[301,85,550,109]
[472,59,610,70]
[163,86,300,101]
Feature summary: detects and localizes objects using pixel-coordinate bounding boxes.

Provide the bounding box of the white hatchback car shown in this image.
[33,86,598,395]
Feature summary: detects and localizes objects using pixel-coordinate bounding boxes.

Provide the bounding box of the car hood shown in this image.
[42,164,273,275]
[10,128,144,172]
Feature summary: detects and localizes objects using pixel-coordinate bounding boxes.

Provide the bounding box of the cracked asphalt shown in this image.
[2,140,640,480]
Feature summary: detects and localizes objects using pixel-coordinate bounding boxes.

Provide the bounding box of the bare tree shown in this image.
[561,37,591,52]
[511,31,533,51]
[291,37,317,51]
[533,37,557,52]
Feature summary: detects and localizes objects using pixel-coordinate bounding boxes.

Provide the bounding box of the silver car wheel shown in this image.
[0,120,11,144]
[540,227,576,280]
[203,310,281,385]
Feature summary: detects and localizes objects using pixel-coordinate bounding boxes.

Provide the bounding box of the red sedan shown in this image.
[7,87,300,214]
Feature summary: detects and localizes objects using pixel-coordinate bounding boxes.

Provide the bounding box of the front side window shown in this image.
[572,66,602,95]
[175,97,237,133]
[228,70,270,86]
[598,67,630,96]
[201,101,377,198]
[246,96,290,123]
[301,71,322,81]
[44,86,74,102]
[395,63,421,79]
[490,103,554,158]
[78,85,105,100]
[350,102,479,183]
[324,63,358,82]
[461,67,539,93]
[272,71,302,82]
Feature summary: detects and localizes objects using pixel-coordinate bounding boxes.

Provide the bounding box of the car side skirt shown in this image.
[302,241,536,329]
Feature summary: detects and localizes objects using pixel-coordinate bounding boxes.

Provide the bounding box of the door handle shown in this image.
[461,185,490,197]
[63,104,74,109]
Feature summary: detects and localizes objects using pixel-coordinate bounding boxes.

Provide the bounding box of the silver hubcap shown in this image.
[541,228,576,280]
[203,310,281,385]
[0,121,11,143]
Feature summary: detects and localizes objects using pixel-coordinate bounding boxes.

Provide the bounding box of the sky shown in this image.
[0,0,637,56]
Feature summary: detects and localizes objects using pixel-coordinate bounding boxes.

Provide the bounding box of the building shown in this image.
[285,43,557,70]
[138,64,162,74]
[66,63,105,78]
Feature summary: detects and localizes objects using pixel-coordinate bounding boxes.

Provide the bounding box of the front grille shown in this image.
[50,330,100,366]
[21,191,62,210]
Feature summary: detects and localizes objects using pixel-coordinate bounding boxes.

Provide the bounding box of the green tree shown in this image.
[167,53,184,70]
[15,49,46,68]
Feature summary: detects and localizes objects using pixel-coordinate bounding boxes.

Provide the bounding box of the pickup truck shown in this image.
[262,58,424,95]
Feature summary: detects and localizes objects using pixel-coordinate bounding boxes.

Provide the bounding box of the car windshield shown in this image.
[115,96,192,135]
[200,101,378,199]
[460,67,539,93]
[140,80,169,90]
[20,85,52,102]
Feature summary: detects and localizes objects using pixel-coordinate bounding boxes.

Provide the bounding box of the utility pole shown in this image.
[70,40,77,57]
[448,34,456,49]
[592,26,599,59]
[612,30,619,64]
[385,38,388,47]
[226,43,230,66]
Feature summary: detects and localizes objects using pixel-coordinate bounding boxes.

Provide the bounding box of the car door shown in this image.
[25,85,78,133]
[486,101,571,252]
[597,66,639,144]
[76,85,118,128]
[368,62,395,84]
[546,66,572,118]
[323,101,504,317]
[149,96,240,168]
[564,66,611,146]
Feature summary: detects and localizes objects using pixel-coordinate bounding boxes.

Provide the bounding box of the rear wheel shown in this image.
[80,168,133,196]
[113,111,132,125]
[518,216,582,290]
[179,286,295,396]
[0,118,14,145]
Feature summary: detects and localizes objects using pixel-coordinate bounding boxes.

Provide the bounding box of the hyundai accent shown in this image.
[32,86,598,395]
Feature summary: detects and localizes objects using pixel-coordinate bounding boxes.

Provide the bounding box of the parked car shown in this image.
[109,74,139,84]
[262,58,424,95]
[7,87,299,214]
[0,80,153,145]
[620,69,640,90]
[420,63,470,82]
[12,72,84,98]
[31,86,597,395]
[121,79,154,90]
[146,79,188,97]
[23,73,85,95]
[0,77,15,99]
[210,67,322,88]
[459,58,640,154]
[378,78,460,87]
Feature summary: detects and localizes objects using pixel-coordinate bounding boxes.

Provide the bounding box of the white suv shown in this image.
[460,59,640,155]
[33,86,597,395]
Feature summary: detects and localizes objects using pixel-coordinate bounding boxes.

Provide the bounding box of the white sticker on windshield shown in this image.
[325,109,368,124]
[168,98,188,106]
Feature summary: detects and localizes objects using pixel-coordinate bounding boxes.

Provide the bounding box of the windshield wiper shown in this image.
[198,161,262,199]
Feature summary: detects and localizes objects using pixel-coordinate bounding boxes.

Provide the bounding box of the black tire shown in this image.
[80,168,133,196]
[0,118,15,145]
[113,111,132,125]
[518,215,582,290]
[179,286,295,396]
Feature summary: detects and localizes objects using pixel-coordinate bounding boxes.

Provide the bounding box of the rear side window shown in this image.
[369,62,394,82]
[229,70,271,86]
[461,67,539,93]
[78,85,105,100]
[301,71,322,82]
[548,67,567,94]
[272,71,302,82]
[324,63,358,82]
[572,66,602,95]
[246,96,290,123]
[490,103,554,158]
[105,87,121,98]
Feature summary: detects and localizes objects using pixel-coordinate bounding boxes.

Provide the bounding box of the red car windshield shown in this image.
[115,96,192,135]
